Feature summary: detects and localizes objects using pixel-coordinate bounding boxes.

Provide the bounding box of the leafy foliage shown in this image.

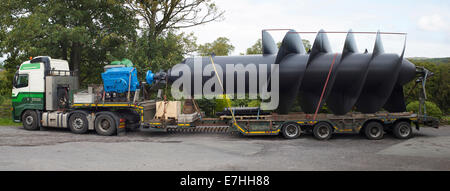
[405,58,449,114]
[196,98,217,117]
[125,0,223,71]
[406,101,443,119]
[125,0,224,37]
[0,69,11,96]
[246,39,262,55]
[0,0,138,87]
[127,31,198,79]
[302,39,312,52]
[409,57,450,65]
[201,95,258,117]
[198,37,235,56]
[0,1,219,94]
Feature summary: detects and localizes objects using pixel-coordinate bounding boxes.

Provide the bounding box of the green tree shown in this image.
[128,30,198,79]
[125,0,223,68]
[246,39,262,55]
[198,37,235,56]
[0,69,10,96]
[302,39,312,52]
[0,0,138,86]
[125,0,223,42]
[405,59,449,114]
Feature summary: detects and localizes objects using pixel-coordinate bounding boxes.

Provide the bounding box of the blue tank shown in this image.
[101,67,140,93]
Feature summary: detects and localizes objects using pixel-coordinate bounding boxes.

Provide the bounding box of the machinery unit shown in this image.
[101,67,140,94]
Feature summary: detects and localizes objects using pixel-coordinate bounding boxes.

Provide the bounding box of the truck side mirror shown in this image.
[12,71,18,88]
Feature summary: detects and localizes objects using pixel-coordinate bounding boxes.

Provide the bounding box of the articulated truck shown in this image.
[11,55,438,140]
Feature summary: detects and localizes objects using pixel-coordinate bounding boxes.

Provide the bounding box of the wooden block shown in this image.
[154,101,181,120]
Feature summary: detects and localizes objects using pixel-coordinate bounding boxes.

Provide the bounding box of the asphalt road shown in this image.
[0,125,449,171]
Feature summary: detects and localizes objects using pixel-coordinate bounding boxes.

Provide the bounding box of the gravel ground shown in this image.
[0,125,449,171]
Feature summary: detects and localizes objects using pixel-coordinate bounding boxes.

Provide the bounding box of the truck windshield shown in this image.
[13,73,28,88]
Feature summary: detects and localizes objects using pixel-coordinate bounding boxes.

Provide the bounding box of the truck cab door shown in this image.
[12,71,30,121]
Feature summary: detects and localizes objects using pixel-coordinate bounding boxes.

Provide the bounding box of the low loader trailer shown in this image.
[144,104,437,140]
[12,56,439,140]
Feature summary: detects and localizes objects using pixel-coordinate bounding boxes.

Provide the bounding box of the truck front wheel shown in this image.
[94,114,117,136]
[22,110,39,131]
[69,113,89,134]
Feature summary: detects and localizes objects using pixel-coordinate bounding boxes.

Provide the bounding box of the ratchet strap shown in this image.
[313,53,339,121]
[208,56,248,134]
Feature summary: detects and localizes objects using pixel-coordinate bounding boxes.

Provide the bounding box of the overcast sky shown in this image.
[182,0,450,58]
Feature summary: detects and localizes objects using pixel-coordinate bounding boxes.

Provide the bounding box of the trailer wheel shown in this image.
[313,122,333,140]
[95,114,117,136]
[364,121,384,140]
[393,121,413,139]
[68,113,89,134]
[281,123,301,139]
[22,110,39,130]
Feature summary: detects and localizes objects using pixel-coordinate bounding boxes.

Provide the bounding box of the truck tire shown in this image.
[313,122,333,140]
[393,121,413,139]
[281,123,301,139]
[364,121,384,140]
[22,110,39,130]
[68,112,89,134]
[95,114,117,136]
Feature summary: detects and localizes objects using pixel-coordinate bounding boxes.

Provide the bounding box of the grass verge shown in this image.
[442,116,450,125]
[0,117,21,126]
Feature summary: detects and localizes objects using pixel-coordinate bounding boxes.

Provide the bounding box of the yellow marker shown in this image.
[248,129,280,134]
